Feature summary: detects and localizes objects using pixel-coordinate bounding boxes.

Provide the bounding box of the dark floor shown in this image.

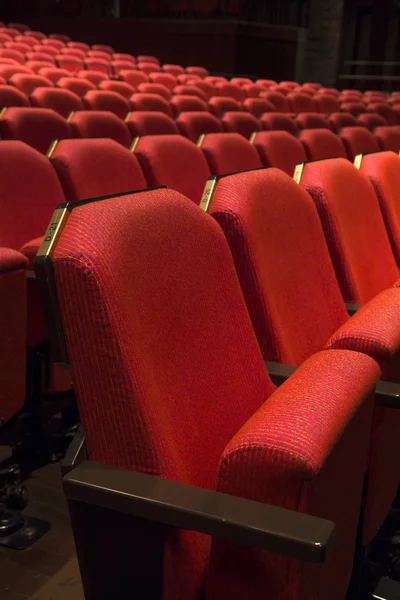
[0,455,84,600]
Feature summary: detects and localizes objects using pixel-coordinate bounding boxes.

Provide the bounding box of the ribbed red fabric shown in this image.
[339,126,379,160]
[209,168,348,364]
[69,111,132,148]
[299,129,346,160]
[52,188,274,600]
[50,139,147,201]
[200,132,262,174]
[221,111,261,138]
[134,135,211,204]
[207,350,378,600]
[301,158,399,303]
[252,131,306,175]
[176,111,222,142]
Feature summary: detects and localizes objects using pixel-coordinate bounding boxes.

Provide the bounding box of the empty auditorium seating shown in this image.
[315,95,341,113]
[130,93,172,116]
[48,138,147,200]
[30,87,84,118]
[367,103,397,125]
[9,73,52,95]
[113,53,135,62]
[170,95,208,116]
[260,91,290,113]
[374,126,400,152]
[76,69,107,85]
[260,112,298,135]
[0,84,29,108]
[134,135,210,204]
[251,130,306,175]
[137,54,159,63]
[230,77,253,87]
[299,158,399,303]
[173,85,206,100]
[138,61,160,75]
[111,60,137,75]
[208,96,240,118]
[241,97,274,117]
[328,112,358,133]
[82,90,131,118]
[163,63,185,76]
[288,92,317,113]
[55,57,83,74]
[37,67,71,84]
[199,132,262,174]
[98,80,136,99]
[84,58,110,76]
[119,70,149,87]
[357,113,387,131]
[206,167,400,549]
[215,82,245,102]
[341,102,367,116]
[137,83,171,100]
[295,113,331,130]
[149,72,177,90]
[189,79,216,99]
[221,111,261,138]
[186,65,208,77]
[0,248,27,424]
[68,111,132,148]
[0,49,25,63]
[56,76,96,96]
[242,83,264,98]
[42,183,379,600]
[0,107,70,154]
[339,126,380,160]
[0,64,32,79]
[92,44,114,54]
[299,129,347,160]
[176,111,222,141]
[125,111,179,137]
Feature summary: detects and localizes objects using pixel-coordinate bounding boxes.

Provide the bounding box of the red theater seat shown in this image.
[138,62,160,75]
[242,83,264,98]
[38,67,71,84]
[149,72,177,90]
[98,80,135,99]
[5,41,31,54]
[295,113,330,130]
[30,87,83,118]
[130,93,172,116]
[208,96,240,118]
[110,60,136,76]
[77,70,108,85]
[48,138,146,201]
[83,59,110,76]
[83,90,130,118]
[0,49,24,63]
[374,126,400,152]
[119,69,149,87]
[215,82,245,102]
[315,95,341,114]
[42,38,65,50]
[87,50,111,61]
[186,65,208,77]
[68,111,132,148]
[328,112,358,132]
[176,111,222,141]
[25,60,55,73]
[299,129,346,160]
[260,91,290,112]
[172,85,207,100]
[339,126,380,160]
[341,102,366,116]
[56,76,96,96]
[221,111,261,138]
[163,63,185,76]
[256,79,277,88]
[62,47,87,59]
[170,95,208,117]
[251,130,306,175]
[113,53,136,63]
[134,134,210,204]
[56,57,83,74]
[92,44,114,55]
[125,111,179,137]
[357,113,387,131]
[230,77,253,87]
[288,92,317,113]
[68,41,90,52]
[241,97,274,117]
[177,74,201,85]
[0,107,70,154]
[137,83,171,100]
[367,103,397,125]
[199,132,262,174]
[137,55,159,64]
[8,73,53,95]
[260,112,298,135]
[0,84,29,108]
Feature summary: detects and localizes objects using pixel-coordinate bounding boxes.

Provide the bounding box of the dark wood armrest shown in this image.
[265,361,297,386]
[375,380,400,408]
[345,302,362,316]
[64,457,335,564]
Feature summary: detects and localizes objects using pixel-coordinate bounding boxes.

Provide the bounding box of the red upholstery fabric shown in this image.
[0,65,32,79]
[231,77,253,87]
[82,90,130,118]
[92,44,114,54]
[173,85,207,100]
[170,95,208,117]
[51,187,274,600]
[242,98,274,117]
[25,60,55,73]
[374,126,400,152]
[208,97,240,118]
[26,30,46,41]
[60,47,86,60]
[163,63,185,76]
[110,60,137,76]
[50,139,147,201]
[0,247,27,423]
[186,66,208,77]
[87,50,111,61]
[55,57,83,74]
[137,83,171,100]
[242,84,265,98]
[0,49,24,63]
[256,79,277,88]
[30,87,83,118]
[76,69,107,85]
[138,62,161,75]
[130,93,172,116]
[260,92,290,112]
[69,111,132,148]
[56,76,96,96]
[176,111,222,141]
[339,126,380,160]
[84,58,110,76]
[215,82,245,102]
[287,93,317,113]
[359,151,400,264]
[0,84,29,108]
[126,111,179,137]
[68,41,90,52]
[137,55,159,64]
[42,38,65,50]
[260,112,298,135]
[205,76,227,85]
[315,95,341,113]
[208,349,377,600]
[357,113,387,131]
[300,158,399,303]
[8,73,52,95]
[295,113,330,130]
[134,135,211,204]
[25,51,55,64]
[367,103,397,125]
[251,130,306,175]
[5,41,31,54]
[177,74,201,85]
[37,67,71,84]
[209,168,348,364]
[119,69,149,87]
[113,53,136,63]
[299,129,346,160]
[149,72,177,90]
[221,111,261,138]
[98,80,135,99]
[341,102,366,116]
[200,133,262,175]
[0,107,70,154]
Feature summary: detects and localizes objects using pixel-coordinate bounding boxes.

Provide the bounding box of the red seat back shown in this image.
[251,130,306,175]
[0,107,70,154]
[339,126,380,160]
[374,125,400,152]
[199,132,262,174]
[83,90,130,119]
[208,96,240,118]
[299,129,346,160]
[69,111,132,148]
[221,111,261,138]
[126,111,179,137]
[30,87,83,118]
[242,97,274,117]
[357,113,387,131]
[295,113,330,130]
[130,93,172,116]
[176,111,222,141]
